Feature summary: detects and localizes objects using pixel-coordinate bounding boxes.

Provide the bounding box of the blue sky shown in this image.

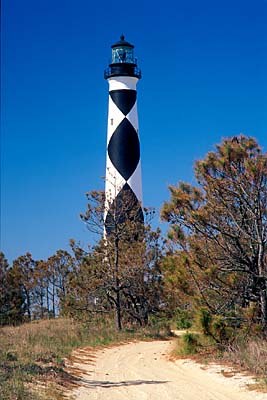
[1,0,267,263]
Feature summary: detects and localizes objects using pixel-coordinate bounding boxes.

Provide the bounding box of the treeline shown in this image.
[0,250,73,324]
[0,232,163,328]
[1,135,266,340]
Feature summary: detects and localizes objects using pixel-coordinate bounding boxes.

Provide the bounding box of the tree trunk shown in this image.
[260,283,267,329]
[115,291,122,331]
[46,284,50,316]
[258,243,267,329]
[114,236,122,330]
[26,291,31,320]
[40,287,44,319]
[52,279,55,317]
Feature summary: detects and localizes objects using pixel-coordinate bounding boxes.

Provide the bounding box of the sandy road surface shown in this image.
[67,340,266,400]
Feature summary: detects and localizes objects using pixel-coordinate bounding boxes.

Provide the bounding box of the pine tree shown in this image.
[161,135,267,329]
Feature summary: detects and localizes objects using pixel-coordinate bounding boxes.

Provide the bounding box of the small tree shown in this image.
[66,189,162,330]
[0,253,26,325]
[46,250,74,315]
[12,253,35,320]
[0,253,13,325]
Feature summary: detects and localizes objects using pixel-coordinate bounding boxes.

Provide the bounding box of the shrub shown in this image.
[175,309,192,329]
[198,308,212,335]
[181,332,200,355]
[148,315,172,337]
[212,316,234,344]
[225,336,267,376]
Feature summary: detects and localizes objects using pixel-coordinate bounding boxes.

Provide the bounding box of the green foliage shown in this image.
[5,351,18,361]
[147,314,172,337]
[182,332,200,354]
[0,368,40,400]
[197,309,235,344]
[175,308,192,329]
[0,253,27,326]
[212,316,234,343]
[198,308,212,336]
[161,135,267,332]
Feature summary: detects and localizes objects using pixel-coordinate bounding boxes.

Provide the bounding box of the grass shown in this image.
[0,317,171,399]
[0,318,85,399]
[222,335,267,391]
[173,331,214,357]
[3,317,266,397]
[172,330,267,392]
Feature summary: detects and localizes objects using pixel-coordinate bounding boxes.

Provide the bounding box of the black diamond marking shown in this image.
[110,90,136,116]
[108,118,140,181]
[105,183,144,235]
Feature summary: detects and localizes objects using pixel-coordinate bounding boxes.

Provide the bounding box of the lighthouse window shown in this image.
[112,47,134,64]
[110,118,113,125]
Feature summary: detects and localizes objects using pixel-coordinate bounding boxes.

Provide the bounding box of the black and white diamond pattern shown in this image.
[105,85,143,234]
[108,117,140,181]
[110,89,136,116]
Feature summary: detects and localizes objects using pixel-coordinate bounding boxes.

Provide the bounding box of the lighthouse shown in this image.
[104,36,143,235]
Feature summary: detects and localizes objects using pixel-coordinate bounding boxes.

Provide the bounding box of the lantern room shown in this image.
[111,35,135,64]
[104,35,141,79]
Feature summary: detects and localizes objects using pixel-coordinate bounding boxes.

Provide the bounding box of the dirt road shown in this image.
[66,340,266,400]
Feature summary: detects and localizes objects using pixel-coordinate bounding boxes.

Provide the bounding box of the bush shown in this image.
[225,336,267,376]
[198,308,212,335]
[148,315,172,337]
[196,309,235,344]
[172,332,201,356]
[175,309,192,329]
[212,316,234,344]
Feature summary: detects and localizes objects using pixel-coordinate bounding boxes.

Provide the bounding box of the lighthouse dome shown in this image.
[111,35,134,49]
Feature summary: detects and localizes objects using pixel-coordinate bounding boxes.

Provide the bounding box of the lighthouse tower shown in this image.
[104,36,143,234]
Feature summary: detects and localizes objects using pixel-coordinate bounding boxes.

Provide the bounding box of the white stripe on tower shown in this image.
[104,36,143,235]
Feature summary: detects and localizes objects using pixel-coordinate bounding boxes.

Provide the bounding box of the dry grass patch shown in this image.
[222,336,267,392]
[0,318,85,399]
[0,317,171,399]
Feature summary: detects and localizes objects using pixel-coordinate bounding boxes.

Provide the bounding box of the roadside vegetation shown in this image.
[163,135,267,389]
[1,134,266,398]
[172,316,267,391]
[0,316,170,400]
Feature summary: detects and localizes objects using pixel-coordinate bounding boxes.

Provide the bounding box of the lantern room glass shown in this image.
[112,46,135,64]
